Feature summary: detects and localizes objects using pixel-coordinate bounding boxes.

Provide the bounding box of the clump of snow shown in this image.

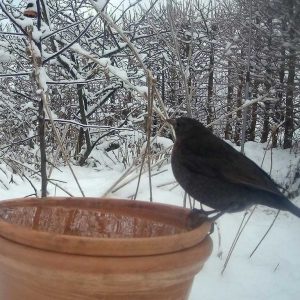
[92,0,107,11]
[20,101,35,111]
[98,57,111,66]
[135,85,148,95]
[70,43,91,56]
[0,41,14,63]
[38,67,51,92]
[102,43,127,56]
[140,136,173,156]
[31,26,43,42]
[108,65,128,80]
[0,49,14,63]
[15,18,34,30]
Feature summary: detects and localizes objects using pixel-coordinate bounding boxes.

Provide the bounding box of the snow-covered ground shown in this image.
[0,141,299,300]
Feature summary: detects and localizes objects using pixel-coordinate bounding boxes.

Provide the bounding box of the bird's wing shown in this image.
[180,136,284,198]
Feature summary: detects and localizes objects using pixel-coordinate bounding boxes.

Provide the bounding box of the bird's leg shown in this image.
[208,202,243,234]
[190,208,221,233]
[208,211,226,235]
[192,207,218,216]
[209,210,226,221]
[188,207,220,229]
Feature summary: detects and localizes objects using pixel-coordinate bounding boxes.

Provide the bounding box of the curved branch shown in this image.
[43,13,99,64]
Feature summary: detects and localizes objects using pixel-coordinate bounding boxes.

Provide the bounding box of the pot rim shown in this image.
[0,197,212,257]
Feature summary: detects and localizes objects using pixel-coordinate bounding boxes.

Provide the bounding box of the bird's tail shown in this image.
[283,199,300,218]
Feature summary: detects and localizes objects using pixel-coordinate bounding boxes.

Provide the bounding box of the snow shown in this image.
[38,67,51,92]
[15,18,34,30]
[0,142,299,300]
[0,49,14,63]
[92,0,108,11]
[140,136,173,156]
[193,210,300,300]
[32,26,43,42]
[20,101,35,111]
[0,41,14,63]
[70,43,91,57]
[102,43,127,56]
[108,65,128,80]
[135,85,148,95]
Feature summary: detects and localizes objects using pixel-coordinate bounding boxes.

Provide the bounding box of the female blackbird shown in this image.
[168,117,300,219]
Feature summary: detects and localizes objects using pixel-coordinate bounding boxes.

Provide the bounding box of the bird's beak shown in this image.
[166,118,176,127]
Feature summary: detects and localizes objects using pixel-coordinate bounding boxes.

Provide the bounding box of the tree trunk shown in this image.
[225,60,233,140]
[273,28,286,148]
[248,14,261,143]
[75,84,92,162]
[261,17,273,144]
[234,71,244,146]
[283,0,296,149]
[38,98,47,196]
[260,101,270,143]
[161,58,165,103]
[248,81,259,141]
[206,43,214,126]
[283,58,295,149]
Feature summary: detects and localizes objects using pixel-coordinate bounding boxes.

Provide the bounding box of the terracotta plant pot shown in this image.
[0,197,212,300]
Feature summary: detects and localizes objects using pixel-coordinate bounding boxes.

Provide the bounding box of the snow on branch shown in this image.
[69,42,147,97]
[43,14,100,64]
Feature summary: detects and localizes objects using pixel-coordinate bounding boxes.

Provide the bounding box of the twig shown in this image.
[45,118,141,131]
[157,180,177,188]
[0,72,31,78]
[43,13,99,64]
[0,1,28,37]
[167,3,192,116]
[89,0,167,121]
[111,157,168,195]
[41,17,93,40]
[27,23,48,197]
[0,135,38,151]
[260,133,272,167]
[28,25,85,196]
[216,222,223,259]
[4,157,73,196]
[249,210,280,258]
[169,182,179,191]
[101,163,136,197]
[22,172,38,197]
[133,155,147,200]
[47,124,70,178]
[101,129,172,197]
[273,263,280,272]
[221,210,253,275]
[42,93,85,196]
[146,71,155,201]
[207,93,270,128]
[47,179,74,197]
[188,194,193,209]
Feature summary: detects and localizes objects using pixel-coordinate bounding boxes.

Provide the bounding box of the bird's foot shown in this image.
[187,208,217,229]
[187,208,223,234]
[207,213,223,235]
[187,209,208,228]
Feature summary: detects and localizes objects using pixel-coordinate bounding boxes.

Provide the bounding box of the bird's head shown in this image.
[167,117,206,137]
